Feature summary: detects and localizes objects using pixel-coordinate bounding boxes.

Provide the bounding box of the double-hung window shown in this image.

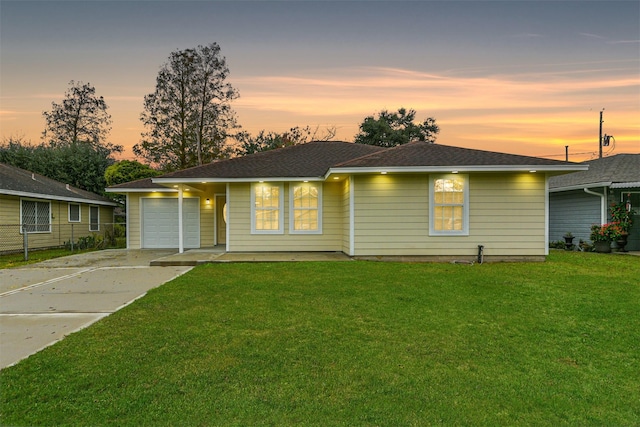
[290,183,322,234]
[69,204,81,222]
[21,200,51,233]
[430,174,469,235]
[89,206,100,231]
[252,183,283,234]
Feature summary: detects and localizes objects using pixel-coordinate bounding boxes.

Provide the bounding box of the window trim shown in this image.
[429,174,469,236]
[289,182,322,234]
[20,198,51,234]
[251,182,284,234]
[68,203,81,223]
[89,205,100,232]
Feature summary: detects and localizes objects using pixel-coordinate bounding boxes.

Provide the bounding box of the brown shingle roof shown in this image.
[549,153,640,189]
[0,163,117,206]
[336,141,577,168]
[108,141,587,190]
[107,177,172,190]
[156,141,385,180]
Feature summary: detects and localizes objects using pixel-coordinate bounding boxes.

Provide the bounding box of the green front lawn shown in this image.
[1,252,639,426]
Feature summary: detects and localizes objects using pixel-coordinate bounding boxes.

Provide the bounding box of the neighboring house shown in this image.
[549,153,640,251]
[0,163,118,253]
[107,141,586,262]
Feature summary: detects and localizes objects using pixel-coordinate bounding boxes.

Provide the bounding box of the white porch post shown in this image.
[178,185,184,254]
[544,175,549,256]
[349,176,355,256]
[226,182,230,252]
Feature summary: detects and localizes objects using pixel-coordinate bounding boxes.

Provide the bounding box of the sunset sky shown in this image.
[1,1,639,162]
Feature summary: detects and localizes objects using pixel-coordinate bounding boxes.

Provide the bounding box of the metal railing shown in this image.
[0,222,126,260]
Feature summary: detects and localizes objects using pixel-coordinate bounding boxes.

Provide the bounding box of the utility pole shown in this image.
[599,110,604,159]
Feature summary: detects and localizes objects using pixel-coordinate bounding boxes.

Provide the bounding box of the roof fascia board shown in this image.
[610,182,640,189]
[327,165,588,176]
[152,177,325,184]
[0,189,118,206]
[548,182,612,193]
[105,188,178,193]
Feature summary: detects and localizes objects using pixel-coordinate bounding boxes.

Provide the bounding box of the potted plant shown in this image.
[590,223,621,253]
[610,200,636,252]
[563,232,575,250]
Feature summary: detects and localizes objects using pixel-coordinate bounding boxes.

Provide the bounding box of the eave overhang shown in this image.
[611,182,640,189]
[548,182,612,193]
[151,177,325,184]
[326,164,588,178]
[1,190,118,207]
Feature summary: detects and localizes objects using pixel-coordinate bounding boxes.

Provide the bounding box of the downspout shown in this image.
[178,185,184,254]
[584,187,607,224]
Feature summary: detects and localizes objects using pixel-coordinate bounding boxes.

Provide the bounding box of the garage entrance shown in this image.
[141,198,200,249]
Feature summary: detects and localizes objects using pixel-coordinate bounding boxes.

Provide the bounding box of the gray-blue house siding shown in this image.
[549,154,640,251]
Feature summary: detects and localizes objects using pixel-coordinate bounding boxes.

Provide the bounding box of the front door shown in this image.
[216,195,227,245]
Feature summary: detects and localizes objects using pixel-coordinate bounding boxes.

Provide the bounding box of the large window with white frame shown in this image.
[21,199,51,233]
[290,182,322,234]
[69,203,81,223]
[430,174,469,235]
[89,206,100,231]
[251,183,284,234]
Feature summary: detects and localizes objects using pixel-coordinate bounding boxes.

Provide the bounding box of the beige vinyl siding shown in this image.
[127,194,142,249]
[228,181,343,252]
[0,195,20,224]
[342,178,351,254]
[353,173,547,257]
[125,185,223,249]
[0,195,115,252]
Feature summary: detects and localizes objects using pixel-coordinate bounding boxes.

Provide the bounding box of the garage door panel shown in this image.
[142,198,200,249]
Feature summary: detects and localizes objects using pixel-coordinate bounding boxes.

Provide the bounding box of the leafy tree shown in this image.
[105,160,161,187]
[42,80,117,150]
[135,42,239,171]
[104,160,161,204]
[354,107,439,148]
[1,136,116,195]
[235,125,337,156]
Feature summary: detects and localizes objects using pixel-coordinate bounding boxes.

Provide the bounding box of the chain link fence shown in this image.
[0,223,126,259]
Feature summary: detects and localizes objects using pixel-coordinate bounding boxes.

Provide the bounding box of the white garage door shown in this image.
[141,198,200,249]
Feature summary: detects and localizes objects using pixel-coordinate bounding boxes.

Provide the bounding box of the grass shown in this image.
[1,251,639,426]
[0,247,99,269]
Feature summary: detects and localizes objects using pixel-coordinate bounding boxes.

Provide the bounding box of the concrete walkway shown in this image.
[0,250,191,369]
[151,248,353,266]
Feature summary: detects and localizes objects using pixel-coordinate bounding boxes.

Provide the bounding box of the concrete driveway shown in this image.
[0,250,192,369]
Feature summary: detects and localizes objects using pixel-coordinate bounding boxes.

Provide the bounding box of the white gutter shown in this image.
[611,182,640,189]
[326,164,588,177]
[152,177,324,184]
[1,190,118,206]
[549,182,612,193]
[105,188,177,193]
[584,187,607,224]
